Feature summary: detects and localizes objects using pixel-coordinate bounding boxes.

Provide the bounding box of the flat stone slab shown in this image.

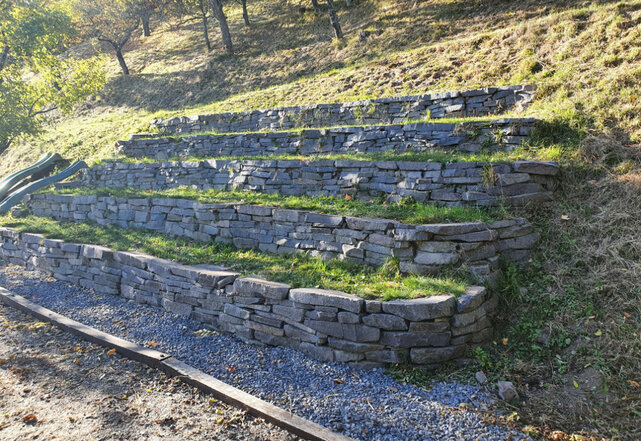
[381,296,456,321]
[290,288,364,313]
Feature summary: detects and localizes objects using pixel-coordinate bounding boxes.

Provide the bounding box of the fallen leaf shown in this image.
[561,214,570,221]
[502,337,509,346]
[147,340,158,347]
[345,194,352,201]
[333,378,345,385]
[22,414,37,425]
[226,366,236,373]
[107,348,117,356]
[594,330,602,337]
[573,380,579,388]
[629,380,640,388]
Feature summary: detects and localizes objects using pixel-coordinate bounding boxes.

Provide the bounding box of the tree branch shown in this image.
[97,36,119,49]
[29,106,59,118]
[0,40,9,73]
[118,20,141,47]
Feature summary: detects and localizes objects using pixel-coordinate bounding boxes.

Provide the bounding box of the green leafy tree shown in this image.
[0,0,107,153]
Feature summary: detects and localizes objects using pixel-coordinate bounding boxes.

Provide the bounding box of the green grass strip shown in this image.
[49,187,507,224]
[0,214,471,301]
[142,115,505,140]
[111,144,565,165]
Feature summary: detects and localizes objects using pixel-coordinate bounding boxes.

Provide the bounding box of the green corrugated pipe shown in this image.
[0,153,63,202]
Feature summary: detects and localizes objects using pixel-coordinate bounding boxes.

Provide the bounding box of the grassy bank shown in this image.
[4,1,639,176]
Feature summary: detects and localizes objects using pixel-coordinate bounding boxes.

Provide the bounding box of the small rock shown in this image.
[536,329,551,346]
[497,381,518,401]
[475,371,488,385]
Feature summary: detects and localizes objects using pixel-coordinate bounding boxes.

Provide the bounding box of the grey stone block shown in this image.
[456,286,487,313]
[327,337,383,353]
[414,252,459,265]
[382,296,456,321]
[233,277,290,300]
[290,288,363,313]
[380,331,451,348]
[223,303,251,320]
[299,342,334,362]
[362,314,408,331]
[410,345,466,364]
[337,311,360,324]
[365,349,409,364]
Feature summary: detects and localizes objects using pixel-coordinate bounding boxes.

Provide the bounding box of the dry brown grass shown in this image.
[497,136,641,439]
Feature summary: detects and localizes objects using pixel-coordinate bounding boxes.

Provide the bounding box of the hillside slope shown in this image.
[1,0,641,439]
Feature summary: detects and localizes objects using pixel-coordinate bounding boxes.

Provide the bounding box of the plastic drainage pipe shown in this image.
[0,153,62,202]
[0,161,87,215]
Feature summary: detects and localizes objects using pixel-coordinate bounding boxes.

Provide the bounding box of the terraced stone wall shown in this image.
[24,194,538,279]
[78,159,559,207]
[120,119,536,159]
[0,227,498,367]
[151,85,535,135]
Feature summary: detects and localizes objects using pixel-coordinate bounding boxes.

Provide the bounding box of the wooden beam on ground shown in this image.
[0,286,355,441]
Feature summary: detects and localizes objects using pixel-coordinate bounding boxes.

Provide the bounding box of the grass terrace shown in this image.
[141,115,521,138]
[0,214,472,301]
[111,146,564,165]
[48,187,507,225]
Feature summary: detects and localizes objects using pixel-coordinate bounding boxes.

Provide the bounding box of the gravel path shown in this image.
[0,300,301,441]
[0,263,530,441]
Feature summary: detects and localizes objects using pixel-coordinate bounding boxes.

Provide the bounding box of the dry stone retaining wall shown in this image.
[0,227,498,367]
[120,119,536,159]
[151,86,535,135]
[77,159,559,207]
[24,194,538,279]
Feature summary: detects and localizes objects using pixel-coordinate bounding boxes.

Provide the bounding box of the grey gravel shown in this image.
[0,263,531,441]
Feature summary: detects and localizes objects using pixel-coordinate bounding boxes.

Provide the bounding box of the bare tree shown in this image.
[209,0,232,53]
[135,1,165,37]
[98,23,140,75]
[325,0,342,38]
[75,0,141,75]
[198,1,212,51]
[236,0,249,26]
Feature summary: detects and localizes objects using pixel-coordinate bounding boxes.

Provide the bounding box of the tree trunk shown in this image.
[210,0,233,53]
[142,15,151,37]
[0,45,9,73]
[325,0,343,38]
[241,0,250,26]
[0,139,11,155]
[311,0,320,9]
[115,46,130,75]
[201,10,212,51]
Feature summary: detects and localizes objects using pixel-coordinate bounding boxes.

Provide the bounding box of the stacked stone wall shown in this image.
[151,86,535,135]
[120,119,536,159]
[77,159,559,207]
[24,194,538,279]
[0,227,499,367]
